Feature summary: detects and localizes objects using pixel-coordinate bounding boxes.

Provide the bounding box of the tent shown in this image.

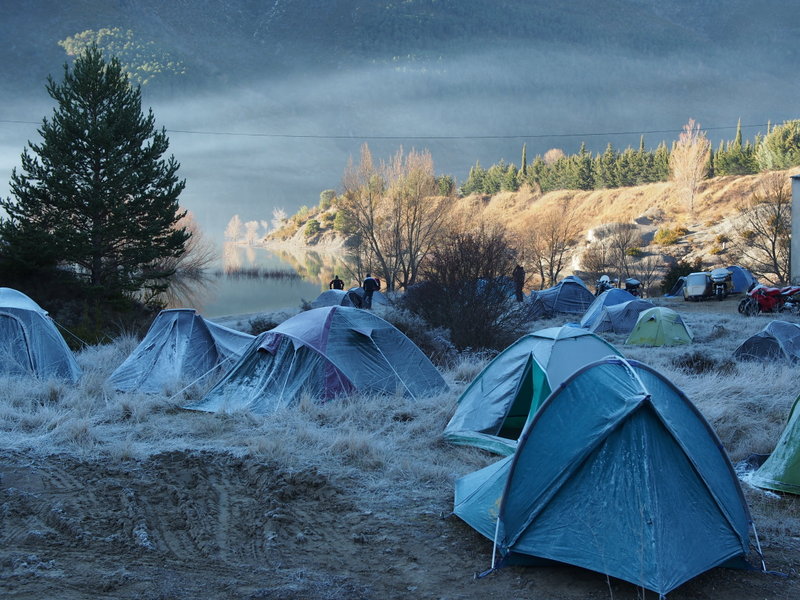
[107,308,255,393]
[347,286,389,307]
[734,320,800,363]
[579,288,636,329]
[664,276,686,297]
[185,306,447,413]
[587,298,655,334]
[310,289,363,309]
[626,307,693,346]
[444,327,622,455]
[727,265,757,294]
[0,287,81,382]
[453,357,752,596]
[751,395,800,494]
[528,276,594,318]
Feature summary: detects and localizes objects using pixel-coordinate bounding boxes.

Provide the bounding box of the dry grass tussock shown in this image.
[2,305,800,559]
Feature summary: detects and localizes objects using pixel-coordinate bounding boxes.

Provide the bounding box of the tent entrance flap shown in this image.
[498,356,550,439]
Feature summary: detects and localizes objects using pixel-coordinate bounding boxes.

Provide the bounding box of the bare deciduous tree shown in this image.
[732,173,791,284]
[339,144,449,291]
[224,214,243,242]
[606,222,642,279]
[244,220,260,245]
[670,119,710,213]
[514,200,581,288]
[628,254,665,297]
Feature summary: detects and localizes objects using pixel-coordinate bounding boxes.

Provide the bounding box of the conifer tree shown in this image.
[0,46,188,295]
[520,143,528,177]
[575,142,594,190]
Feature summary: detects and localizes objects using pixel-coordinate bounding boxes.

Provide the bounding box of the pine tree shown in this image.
[520,143,527,177]
[575,142,594,190]
[0,46,188,295]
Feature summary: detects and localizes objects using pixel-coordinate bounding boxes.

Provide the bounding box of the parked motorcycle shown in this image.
[710,267,732,301]
[595,275,615,296]
[737,283,800,316]
[624,278,641,297]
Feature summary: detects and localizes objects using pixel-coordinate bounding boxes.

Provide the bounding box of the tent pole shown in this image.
[751,521,767,572]
[491,517,501,569]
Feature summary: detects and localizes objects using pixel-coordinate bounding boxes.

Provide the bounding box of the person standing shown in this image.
[329,274,344,290]
[512,264,525,302]
[362,272,380,308]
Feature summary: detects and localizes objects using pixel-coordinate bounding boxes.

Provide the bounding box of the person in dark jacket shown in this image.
[512,264,525,302]
[329,275,344,290]
[362,273,380,308]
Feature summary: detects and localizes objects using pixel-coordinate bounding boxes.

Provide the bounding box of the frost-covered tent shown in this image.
[444,327,622,455]
[587,298,655,334]
[528,276,594,318]
[347,286,389,306]
[727,265,757,293]
[454,357,753,596]
[107,309,255,393]
[185,306,447,414]
[751,395,800,494]
[0,287,81,382]
[579,288,636,329]
[734,320,800,363]
[626,306,693,346]
[310,289,363,309]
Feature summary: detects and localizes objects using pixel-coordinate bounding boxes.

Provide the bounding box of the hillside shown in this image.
[270,168,800,288]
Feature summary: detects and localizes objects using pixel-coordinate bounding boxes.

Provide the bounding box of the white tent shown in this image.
[107,308,254,393]
[0,287,81,382]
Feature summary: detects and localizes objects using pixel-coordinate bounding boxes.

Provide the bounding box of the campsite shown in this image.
[2,290,800,600]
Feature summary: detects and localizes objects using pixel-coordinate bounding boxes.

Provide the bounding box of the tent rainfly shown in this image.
[626,306,693,346]
[454,357,753,596]
[185,306,447,414]
[751,395,800,494]
[726,265,757,294]
[0,287,81,382]
[587,298,655,334]
[528,276,595,319]
[579,288,636,330]
[734,320,800,363]
[107,309,255,393]
[347,286,390,307]
[310,289,364,309]
[444,327,622,455]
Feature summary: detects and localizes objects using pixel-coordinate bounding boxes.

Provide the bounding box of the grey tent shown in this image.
[0,287,81,382]
[734,320,800,363]
[528,276,594,318]
[587,298,655,334]
[185,306,447,414]
[107,308,254,393]
[454,357,752,596]
[444,327,622,455]
[310,289,363,309]
[579,288,636,329]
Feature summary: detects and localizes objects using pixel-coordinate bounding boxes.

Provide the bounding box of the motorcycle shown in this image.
[595,275,615,296]
[710,267,732,301]
[624,277,641,297]
[738,283,800,316]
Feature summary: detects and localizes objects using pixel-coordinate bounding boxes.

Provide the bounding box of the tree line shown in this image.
[459,120,800,196]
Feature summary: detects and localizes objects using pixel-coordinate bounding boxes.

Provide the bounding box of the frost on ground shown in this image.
[1,297,799,599]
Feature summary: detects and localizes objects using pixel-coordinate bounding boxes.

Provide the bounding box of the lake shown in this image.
[171,243,348,319]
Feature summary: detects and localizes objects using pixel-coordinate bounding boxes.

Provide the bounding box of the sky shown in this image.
[1,1,798,245]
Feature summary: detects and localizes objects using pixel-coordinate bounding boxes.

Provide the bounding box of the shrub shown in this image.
[626,247,643,258]
[304,219,321,238]
[660,256,703,294]
[709,245,724,255]
[319,189,336,210]
[248,315,279,335]
[654,227,688,245]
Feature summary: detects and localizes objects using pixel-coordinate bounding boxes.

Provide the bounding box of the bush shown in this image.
[319,189,336,210]
[654,227,688,245]
[661,256,703,294]
[304,219,321,238]
[626,247,643,258]
[401,226,526,351]
[247,315,279,335]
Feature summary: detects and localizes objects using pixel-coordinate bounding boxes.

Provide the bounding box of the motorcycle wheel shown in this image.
[739,297,759,317]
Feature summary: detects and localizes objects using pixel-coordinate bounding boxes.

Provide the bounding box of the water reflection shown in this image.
[168,243,335,318]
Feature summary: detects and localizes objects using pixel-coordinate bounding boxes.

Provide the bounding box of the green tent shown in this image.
[444,327,622,455]
[751,396,800,494]
[626,306,693,346]
[454,357,752,596]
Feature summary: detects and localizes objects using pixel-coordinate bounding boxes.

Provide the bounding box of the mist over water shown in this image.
[1,4,798,246]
